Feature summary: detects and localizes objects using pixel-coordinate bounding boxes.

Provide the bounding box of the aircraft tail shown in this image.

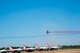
[23,44,27,50]
[8,45,13,51]
[34,44,40,49]
[46,44,51,49]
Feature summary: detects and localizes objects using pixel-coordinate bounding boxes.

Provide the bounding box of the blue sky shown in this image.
[0,0,80,47]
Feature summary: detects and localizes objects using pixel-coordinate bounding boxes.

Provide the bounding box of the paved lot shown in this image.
[22,49,80,53]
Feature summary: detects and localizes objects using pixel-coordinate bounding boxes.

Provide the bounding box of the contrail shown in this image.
[0,35,48,39]
[0,31,80,39]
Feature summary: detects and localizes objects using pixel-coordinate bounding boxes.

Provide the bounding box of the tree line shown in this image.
[62,45,80,49]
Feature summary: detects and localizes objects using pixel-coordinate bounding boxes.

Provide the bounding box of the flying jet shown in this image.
[46,30,50,34]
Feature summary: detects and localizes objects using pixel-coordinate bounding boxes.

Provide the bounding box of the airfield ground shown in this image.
[22,49,80,53]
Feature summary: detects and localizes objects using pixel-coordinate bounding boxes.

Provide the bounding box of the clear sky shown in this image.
[0,0,80,47]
